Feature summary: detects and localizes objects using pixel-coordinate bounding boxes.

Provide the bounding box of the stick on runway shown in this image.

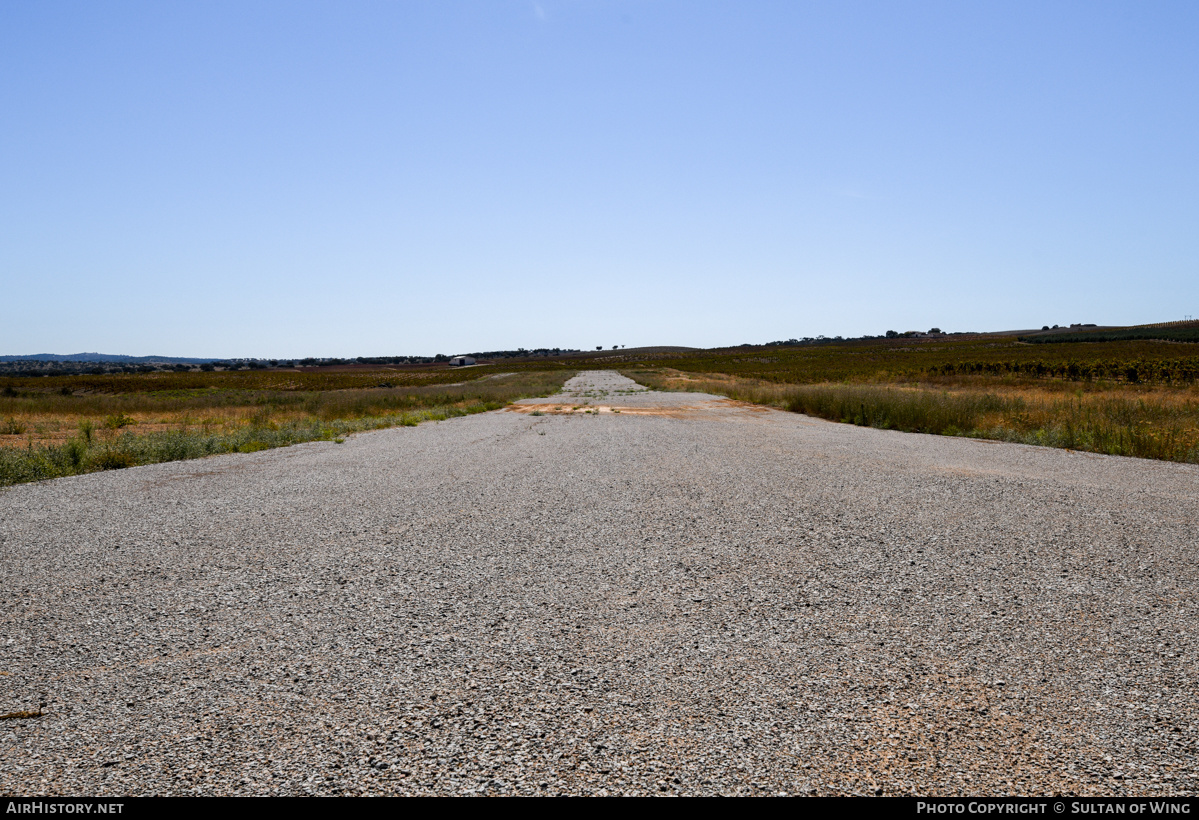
[2,371,1196,795]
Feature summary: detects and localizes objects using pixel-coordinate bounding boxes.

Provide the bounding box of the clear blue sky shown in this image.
[3,1,1197,357]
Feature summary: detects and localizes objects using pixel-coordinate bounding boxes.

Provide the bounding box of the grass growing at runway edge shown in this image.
[607,323,1199,463]
[0,371,573,487]
[627,371,1199,463]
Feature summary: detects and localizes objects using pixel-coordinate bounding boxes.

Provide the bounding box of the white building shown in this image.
[448,356,476,367]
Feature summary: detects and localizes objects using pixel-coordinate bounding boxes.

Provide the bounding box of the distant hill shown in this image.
[0,353,219,363]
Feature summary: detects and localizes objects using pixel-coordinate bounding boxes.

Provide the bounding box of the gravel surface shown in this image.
[2,371,1197,796]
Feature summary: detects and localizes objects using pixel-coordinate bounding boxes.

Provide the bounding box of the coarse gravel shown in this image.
[1,371,1197,796]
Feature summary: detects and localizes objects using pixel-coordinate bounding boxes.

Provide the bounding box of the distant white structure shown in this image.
[448,356,476,367]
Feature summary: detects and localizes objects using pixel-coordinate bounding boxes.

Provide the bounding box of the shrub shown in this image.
[103,414,135,429]
[92,449,137,470]
[63,438,87,468]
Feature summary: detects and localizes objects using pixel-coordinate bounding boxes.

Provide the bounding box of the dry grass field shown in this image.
[626,369,1199,463]
[5,325,1199,484]
[0,370,572,486]
[590,327,1199,464]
